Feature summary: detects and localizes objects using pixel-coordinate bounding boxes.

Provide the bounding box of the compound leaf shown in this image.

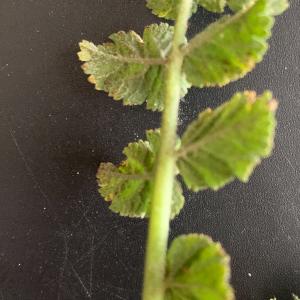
[97,130,184,218]
[183,0,289,88]
[165,234,234,300]
[78,23,190,111]
[177,91,277,191]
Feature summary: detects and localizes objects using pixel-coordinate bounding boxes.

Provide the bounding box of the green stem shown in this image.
[142,1,193,300]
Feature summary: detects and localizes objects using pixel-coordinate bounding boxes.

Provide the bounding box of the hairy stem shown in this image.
[142,1,193,300]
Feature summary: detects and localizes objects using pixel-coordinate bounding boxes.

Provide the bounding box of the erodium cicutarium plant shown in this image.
[78,1,289,299]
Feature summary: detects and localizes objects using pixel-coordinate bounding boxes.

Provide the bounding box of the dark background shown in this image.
[0,1,299,299]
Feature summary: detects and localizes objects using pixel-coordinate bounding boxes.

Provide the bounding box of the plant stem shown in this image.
[142,1,193,300]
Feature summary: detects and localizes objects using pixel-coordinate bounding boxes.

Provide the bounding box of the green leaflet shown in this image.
[97,130,185,218]
[183,0,289,88]
[196,0,227,12]
[78,23,190,111]
[165,234,234,300]
[146,0,226,20]
[177,91,277,191]
[228,0,289,14]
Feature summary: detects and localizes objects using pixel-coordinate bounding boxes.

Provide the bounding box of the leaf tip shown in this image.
[260,90,278,112]
[81,63,88,71]
[87,75,96,84]
[268,99,278,112]
[78,40,97,62]
[244,90,257,104]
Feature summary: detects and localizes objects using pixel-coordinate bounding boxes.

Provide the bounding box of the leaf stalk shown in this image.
[142,1,193,300]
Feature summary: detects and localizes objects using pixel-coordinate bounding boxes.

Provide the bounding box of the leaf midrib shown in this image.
[183,1,256,55]
[176,114,267,159]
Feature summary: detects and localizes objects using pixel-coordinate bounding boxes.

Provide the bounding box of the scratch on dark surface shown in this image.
[73,206,90,228]
[274,206,293,242]
[8,128,50,208]
[284,154,298,174]
[278,147,298,175]
[73,192,94,228]
[118,256,135,273]
[57,232,70,300]
[114,294,127,300]
[74,229,113,267]
[69,262,91,298]
[99,282,128,292]
[8,127,66,233]
[89,235,95,298]
[84,211,93,226]
[102,288,127,300]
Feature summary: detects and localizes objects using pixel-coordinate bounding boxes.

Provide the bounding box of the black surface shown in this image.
[0,1,299,299]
